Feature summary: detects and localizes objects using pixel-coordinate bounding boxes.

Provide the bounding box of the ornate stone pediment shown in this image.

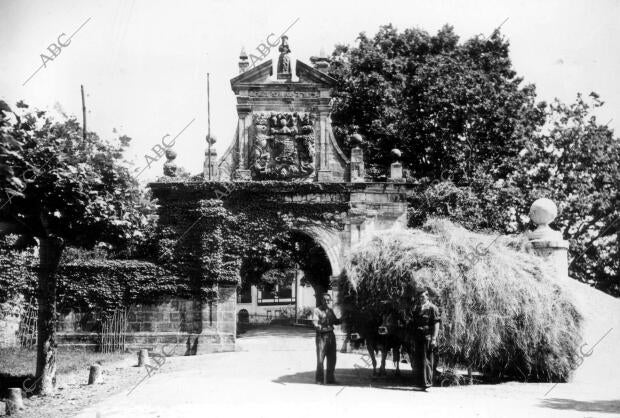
[220,37,348,182]
[295,61,336,86]
[230,59,336,93]
[230,60,274,92]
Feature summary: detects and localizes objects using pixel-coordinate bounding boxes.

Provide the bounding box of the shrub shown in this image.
[56,260,190,313]
[0,241,190,313]
[339,218,582,382]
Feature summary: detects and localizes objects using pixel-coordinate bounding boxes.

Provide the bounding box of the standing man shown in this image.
[413,288,440,390]
[313,293,341,384]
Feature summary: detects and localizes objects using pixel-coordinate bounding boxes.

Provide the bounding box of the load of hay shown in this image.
[339,218,582,382]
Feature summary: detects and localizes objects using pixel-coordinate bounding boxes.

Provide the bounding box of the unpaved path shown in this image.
[72,281,620,418]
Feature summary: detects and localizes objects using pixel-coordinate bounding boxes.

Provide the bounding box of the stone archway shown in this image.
[292,226,344,278]
[289,230,335,307]
[149,181,412,353]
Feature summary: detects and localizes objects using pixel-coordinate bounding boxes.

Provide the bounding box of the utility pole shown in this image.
[207,73,212,180]
[81,85,87,142]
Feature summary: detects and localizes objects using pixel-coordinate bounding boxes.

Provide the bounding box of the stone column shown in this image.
[527,198,569,281]
[317,106,332,181]
[203,135,217,180]
[235,106,252,180]
[238,47,249,73]
[203,149,217,180]
[196,284,237,354]
[349,133,364,183]
[388,148,404,182]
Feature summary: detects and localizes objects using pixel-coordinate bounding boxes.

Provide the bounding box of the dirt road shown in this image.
[69,281,620,417]
[72,323,619,418]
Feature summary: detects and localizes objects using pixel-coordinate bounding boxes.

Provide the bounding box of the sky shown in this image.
[1,0,619,184]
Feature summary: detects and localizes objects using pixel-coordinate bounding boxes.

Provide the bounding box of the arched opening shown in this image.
[290,231,333,307]
[236,230,336,328]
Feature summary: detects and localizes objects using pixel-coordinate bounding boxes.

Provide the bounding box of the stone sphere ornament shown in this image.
[529,198,557,226]
[164,149,177,161]
[528,198,561,240]
[391,148,402,161]
[163,149,178,177]
[349,133,363,147]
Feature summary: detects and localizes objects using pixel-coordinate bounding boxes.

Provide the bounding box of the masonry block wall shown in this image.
[0,302,20,348]
[0,295,233,354]
[55,298,204,354]
[196,285,236,354]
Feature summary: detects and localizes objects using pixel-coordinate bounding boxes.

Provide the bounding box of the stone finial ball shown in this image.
[164,149,177,161]
[529,198,557,226]
[349,133,363,146]
[391,148,402,160]
[206,135,217,145]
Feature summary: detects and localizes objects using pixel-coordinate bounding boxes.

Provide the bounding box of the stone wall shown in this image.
[196,285,236,354]
[0,302,20,348]
[56,296,235,355]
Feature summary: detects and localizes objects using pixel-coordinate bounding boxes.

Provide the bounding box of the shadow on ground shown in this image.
[273,367,431,392]
[0,373,33,398]
[238,325,315,339]
[540,398,620,414]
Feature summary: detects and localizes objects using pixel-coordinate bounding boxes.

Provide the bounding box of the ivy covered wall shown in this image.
[149,181,362,302]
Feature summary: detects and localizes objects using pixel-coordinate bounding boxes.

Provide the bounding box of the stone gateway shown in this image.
[148,38,414,354]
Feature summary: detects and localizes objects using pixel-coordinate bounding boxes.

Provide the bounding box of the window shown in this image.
[257,270,296,306]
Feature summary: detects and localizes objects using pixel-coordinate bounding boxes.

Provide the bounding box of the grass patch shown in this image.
[339,218,583,383]
[0,347,133,395]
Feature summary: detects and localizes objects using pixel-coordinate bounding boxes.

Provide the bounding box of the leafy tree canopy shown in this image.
[0,100,150,248]
[329,24,546,180]
[513,94,620,295]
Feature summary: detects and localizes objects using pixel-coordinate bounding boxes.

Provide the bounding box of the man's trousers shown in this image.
[414,336,434,388]
[316,331,337,383]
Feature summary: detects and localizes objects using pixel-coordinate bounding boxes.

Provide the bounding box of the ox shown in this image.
[347,310,411,376]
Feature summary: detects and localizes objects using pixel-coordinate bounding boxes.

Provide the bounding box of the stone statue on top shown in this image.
[277,36,292,79]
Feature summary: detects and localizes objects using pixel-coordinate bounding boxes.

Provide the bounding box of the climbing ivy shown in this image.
[149,181,352,298]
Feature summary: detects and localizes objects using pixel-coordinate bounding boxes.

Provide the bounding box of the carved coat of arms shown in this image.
[250,112,316,180]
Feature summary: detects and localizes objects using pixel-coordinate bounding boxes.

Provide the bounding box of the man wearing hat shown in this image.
[312,292,342,384]
[413,288,441,390]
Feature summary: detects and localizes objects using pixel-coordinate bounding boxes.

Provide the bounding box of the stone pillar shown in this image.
[203,135,217,180]
[238,47,249,74]
[235,107,252,180]
[349,133,364,183]
[527,198,569,281]
[215,285,237,341]
[196,284,236,354]
[317,104,333,182]
[388,148,404,182]
[163,150,178,178]
[203,149,217,180]
[317,112,331,181]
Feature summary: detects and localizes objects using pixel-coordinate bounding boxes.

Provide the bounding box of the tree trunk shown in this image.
[35,236,64,395]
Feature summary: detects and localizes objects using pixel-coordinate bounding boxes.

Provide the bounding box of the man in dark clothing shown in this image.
[313,293,341,384]
[413,288,440,390]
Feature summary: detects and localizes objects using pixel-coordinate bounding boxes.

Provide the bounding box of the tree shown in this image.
[407,93,620,295]
[329,23,619,296]
[328,24,546,180]
[512,93,620,295]
[0,101,146,394]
